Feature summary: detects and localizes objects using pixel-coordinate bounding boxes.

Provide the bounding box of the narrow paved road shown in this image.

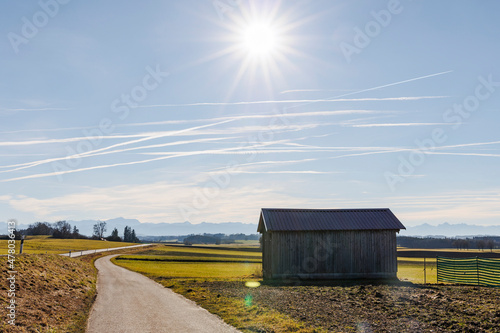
[59,244,151,258]
[87,255,241,333]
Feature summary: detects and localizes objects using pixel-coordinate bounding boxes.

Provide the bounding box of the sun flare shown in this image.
[206,1,307,95]
[241,22,278,56]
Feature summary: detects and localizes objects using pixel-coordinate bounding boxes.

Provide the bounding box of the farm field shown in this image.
[112,245,262,279]
[114,244,500,332]
[397,258,437,284]
[0,235,140,255]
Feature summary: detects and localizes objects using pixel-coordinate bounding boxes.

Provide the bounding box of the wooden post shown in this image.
[424,257,426,285]
[436,257,438,284]
[19,235,25,254]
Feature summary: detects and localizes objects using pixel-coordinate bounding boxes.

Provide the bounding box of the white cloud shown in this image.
[0,182,330,223]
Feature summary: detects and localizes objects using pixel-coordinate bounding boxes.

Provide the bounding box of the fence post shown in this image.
[19,236,25,254]
[424,257,426,285]
[436,256,439,284]
[436,257,438,284]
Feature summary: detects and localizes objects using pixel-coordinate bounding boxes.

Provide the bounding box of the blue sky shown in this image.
[1,0,500,228]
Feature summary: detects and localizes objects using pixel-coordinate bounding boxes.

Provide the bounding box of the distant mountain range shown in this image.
[399,222,500,237]
[0,217,259,237]
[1,218,499,238]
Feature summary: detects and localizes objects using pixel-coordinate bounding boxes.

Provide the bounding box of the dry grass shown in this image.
[0,254,96,333]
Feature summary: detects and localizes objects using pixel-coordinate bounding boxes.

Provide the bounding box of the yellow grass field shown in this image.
[113,245,262,280]
[397,259,437,284]
[137,244,261,257]
[113,260,262,279]
[0,235,140,255]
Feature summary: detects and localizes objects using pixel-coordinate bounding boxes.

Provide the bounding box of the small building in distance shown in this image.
[257,208,406,280]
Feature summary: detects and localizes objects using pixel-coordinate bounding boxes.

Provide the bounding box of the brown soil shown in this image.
[189,280,500,332]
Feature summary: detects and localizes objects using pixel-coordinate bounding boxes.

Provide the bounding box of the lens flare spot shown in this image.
[244,294,253,307]
[245,281,261,288]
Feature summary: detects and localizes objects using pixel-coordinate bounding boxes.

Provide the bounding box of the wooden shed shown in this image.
[257,208,405,280]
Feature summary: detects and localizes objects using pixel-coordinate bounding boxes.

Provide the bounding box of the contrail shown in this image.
[327,70,454,100]
[0,107,71,112]
[134,96,446,108]
[132,70,452,109]
[280,89,357,94]
[284,70,454,110]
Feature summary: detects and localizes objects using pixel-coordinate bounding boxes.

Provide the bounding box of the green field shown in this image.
[113,260,261,279]
[136,244,261,257]
[0,235,140,255]
[117,254,261,262]
[397,259,437,284]
[113,245,262,279]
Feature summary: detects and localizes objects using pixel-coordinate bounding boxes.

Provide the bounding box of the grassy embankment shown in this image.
[0,254,96,332]
[0,237,150,332]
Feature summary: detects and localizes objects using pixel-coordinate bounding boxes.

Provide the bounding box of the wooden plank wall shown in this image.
[262,230,397,279]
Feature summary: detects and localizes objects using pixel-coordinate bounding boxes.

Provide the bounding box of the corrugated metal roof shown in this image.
[258,208,405,232]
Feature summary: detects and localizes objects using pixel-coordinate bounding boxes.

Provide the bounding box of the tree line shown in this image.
[24,221,85,239]
[398,236,498,251]
[18,221,140,243]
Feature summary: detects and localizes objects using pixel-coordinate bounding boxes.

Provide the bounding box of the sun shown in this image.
[199,1,310,95]
[240,22,278,57]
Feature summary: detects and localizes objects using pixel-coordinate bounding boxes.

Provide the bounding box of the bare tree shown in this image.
[53,221,72,238]
[93,221,107,239]
[486,239,495,252]
[477,239,486,251]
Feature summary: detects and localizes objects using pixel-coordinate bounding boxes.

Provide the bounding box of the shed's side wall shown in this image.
[262,231,273,279]
[263,230,397,279]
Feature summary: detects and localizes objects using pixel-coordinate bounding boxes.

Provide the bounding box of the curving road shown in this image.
[87,255,241,333]
[60,244,151,258]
